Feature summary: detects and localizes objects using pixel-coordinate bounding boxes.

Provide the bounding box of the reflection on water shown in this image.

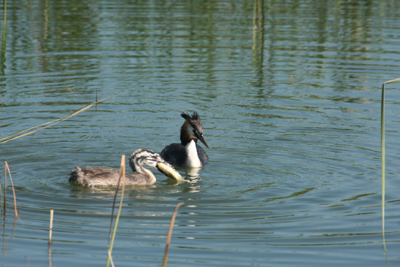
[1,0,400,266]
[184,167,202,180]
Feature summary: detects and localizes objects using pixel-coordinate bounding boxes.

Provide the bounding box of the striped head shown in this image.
[129,149,166,173]
[180,112,209,148]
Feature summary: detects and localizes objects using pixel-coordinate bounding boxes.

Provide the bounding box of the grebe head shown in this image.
[129,149,165,171]
[129,148,177,177]
[180,112,209,149]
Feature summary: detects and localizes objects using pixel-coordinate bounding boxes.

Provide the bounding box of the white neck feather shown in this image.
[185,140,202,167]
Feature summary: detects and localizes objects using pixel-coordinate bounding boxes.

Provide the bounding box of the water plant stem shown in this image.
[3,162,6,215]
[49,209,54,244]
[1,95,115,144]
[5,162,18,218]
[108,154,125,244]
[107,249,115,267]
[163,202,184,267]
[1,0,6,52]
[106,155,126,267]
[381,77,400,267]
[49,209,54,267]
[381,82,387,263]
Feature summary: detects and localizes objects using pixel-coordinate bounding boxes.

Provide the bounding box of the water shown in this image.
[1,0,400,266]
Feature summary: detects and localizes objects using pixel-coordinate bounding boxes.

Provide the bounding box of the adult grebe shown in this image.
[69,149,183,187]
[160,112,209,167]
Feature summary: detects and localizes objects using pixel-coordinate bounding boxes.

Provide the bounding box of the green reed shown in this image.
[1,95,113,144]
[381,78,400,267]
[1,0,6,48]
[1,0,7,71]
[107,155,126,267]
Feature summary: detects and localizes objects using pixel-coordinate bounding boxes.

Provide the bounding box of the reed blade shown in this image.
[107,155,126,267]
[162,202,184,267]
[1,0,7,71]
[381,78,400,267]
[5,162,18,218]
[48,209,54,267]
[1,95,114,144]
[49,209,54,244]
[3,162,6,215]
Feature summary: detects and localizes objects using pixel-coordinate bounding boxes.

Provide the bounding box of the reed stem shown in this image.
[106,155,126,267]
[5,162,18,218]
[381,77,400,267]
[1,0,6,52]
[49,209,54,244]
[1,95,115,144]
[162,202,184,267]
[3,162,7,215]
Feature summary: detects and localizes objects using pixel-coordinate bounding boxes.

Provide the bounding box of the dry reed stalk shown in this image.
[48,209,54,267]
[108,249,115,267]
[3,162,6,214]
[108,155,125,244]
[106,155,126,267]
[162,202,184,267]
[0,167,2,214]
[290,75,293,84]
[1,95,114,144]
[49,247,52,267]
[49,210,54,244]
[4,162,18,217]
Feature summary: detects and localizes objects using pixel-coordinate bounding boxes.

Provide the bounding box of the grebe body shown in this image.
[69,149,180,187]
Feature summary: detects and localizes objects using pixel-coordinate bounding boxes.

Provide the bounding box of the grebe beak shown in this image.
[197,134,209,149]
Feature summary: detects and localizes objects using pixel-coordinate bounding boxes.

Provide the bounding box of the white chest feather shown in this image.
[185,140,202,167]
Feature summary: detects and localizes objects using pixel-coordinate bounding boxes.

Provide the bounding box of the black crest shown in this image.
[181,112,200,121]
[181,112,203,132]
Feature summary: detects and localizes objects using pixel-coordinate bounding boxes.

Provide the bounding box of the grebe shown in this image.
[160,112,209,167]
[69,149,183,187]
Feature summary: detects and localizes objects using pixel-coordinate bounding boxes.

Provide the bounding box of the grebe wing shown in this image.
[196,144,209,166]
[160,143,187,167]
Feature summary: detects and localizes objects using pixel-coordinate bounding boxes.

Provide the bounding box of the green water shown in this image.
[1,0,400,266]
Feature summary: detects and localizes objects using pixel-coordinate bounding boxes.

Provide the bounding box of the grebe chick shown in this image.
[160,112,209,167]
[69,149,182,187]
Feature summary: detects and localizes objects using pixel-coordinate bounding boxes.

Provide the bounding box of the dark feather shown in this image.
[160,143,209,167]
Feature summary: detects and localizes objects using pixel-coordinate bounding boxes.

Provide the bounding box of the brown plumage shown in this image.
[69,149,171,187]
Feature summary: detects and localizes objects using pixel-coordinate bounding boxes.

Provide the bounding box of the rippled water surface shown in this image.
[1,0,400,266]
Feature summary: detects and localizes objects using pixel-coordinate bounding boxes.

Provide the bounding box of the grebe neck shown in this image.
[185,140,202,167]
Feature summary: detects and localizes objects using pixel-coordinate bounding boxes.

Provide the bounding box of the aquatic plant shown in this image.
[381,78,400,267]
[107,155,126,267]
